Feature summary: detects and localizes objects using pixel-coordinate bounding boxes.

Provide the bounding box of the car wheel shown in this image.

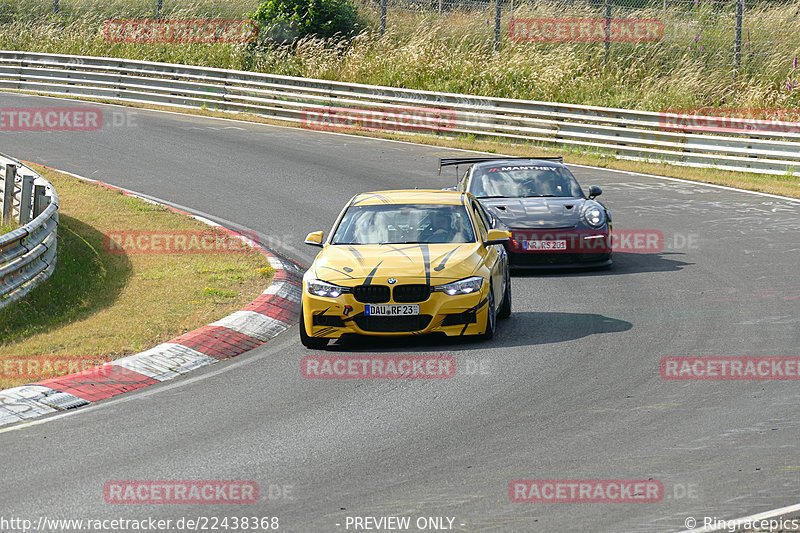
[498,269,511,319]
[299,303,328,349]
[480,282,496,340]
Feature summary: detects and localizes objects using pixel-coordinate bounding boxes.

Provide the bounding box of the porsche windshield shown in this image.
[469,165,584,198]
[331,204,476,245]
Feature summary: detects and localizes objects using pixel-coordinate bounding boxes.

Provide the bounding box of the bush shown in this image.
[253,0,366,44]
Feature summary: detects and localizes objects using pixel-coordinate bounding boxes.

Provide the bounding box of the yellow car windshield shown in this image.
[331,204,476,245]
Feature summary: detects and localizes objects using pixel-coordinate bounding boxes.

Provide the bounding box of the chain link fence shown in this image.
[351,0,800,91]
[0,0,260,20]
[0,0,796,100]
[2,0,797,64]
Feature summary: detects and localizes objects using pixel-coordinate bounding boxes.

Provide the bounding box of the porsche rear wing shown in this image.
[438,156,563,174]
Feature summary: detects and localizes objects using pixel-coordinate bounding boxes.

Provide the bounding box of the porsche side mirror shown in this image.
[484,229,509,247]
[587,185,603,199]
[304,231,324,247]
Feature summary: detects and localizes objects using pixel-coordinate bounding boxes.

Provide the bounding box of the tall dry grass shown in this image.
[0,0,797,110]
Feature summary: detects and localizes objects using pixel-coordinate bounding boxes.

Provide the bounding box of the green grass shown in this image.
[0,0,798,111]
[0,164,275,389]
[0,222,18,234]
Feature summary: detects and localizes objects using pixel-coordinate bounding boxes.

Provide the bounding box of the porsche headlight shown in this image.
[434,276,483,296]
[581,201,606,228]
[306,279,350,298]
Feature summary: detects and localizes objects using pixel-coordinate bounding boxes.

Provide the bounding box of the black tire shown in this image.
[299,303,328,349]
[498,269,511,319]
[479,282,497,340]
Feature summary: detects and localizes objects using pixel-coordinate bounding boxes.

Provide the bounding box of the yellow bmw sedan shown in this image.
[300,189,511,349]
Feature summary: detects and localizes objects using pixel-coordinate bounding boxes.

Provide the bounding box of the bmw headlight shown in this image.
[581,201,606,228]
[306,279,350,298]
[434,276,483,296]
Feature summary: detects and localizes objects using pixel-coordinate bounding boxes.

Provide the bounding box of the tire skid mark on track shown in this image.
[0,165,304,428]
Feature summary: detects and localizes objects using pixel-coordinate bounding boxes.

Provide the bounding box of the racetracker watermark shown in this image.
[510,479,663,503]
[104,230,257,254]
[101,19,258,43]
[660,356,800,380]
[104,481,258,504]
[509,18,664,42]
[510,229,666,253]
[1,356,110,380]
[301,355,456,379]
[0,107,106,131]
[301,106,456,133]
[660,108,800,134]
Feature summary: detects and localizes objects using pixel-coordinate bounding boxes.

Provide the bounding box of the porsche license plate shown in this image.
[523,240,567,251]
[365,304,420,316]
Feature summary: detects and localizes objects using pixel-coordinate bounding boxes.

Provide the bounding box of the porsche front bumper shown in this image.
[507,228,612,269]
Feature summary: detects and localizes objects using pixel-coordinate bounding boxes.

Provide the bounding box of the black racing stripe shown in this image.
[313,327,335,338]
[345,245,365,265]
[383,244,415,262]
[460,323,470,336]
[433,247,459,272]
[352,193,390,205]
[420,244,431,285]
[428,315,445,330]
[363,261,383,286]
[466,297,489,313]
[319,265,354,278]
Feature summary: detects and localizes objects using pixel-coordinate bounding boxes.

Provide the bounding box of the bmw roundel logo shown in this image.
[387,278,397,284]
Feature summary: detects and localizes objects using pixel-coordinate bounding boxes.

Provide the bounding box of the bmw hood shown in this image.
[480,197,586,229]
[310,243,484,284]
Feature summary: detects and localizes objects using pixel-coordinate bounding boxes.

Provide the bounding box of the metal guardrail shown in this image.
[0,154,58,310]
[0,50,798,176]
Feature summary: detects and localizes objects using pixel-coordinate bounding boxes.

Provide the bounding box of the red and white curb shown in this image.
[0,164,303,428]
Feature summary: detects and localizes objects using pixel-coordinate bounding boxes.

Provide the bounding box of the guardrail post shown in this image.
[156,0,163,18]
[0,156,59,309]
[2,164,15,225]
[734,0,743,87]
[603,0,611,64]
[32,184,48,219]
[493,0,501,51]
[380,0,386,36]
[19,175,34,225]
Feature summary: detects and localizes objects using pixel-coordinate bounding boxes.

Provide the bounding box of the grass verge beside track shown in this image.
[0,164,275,390]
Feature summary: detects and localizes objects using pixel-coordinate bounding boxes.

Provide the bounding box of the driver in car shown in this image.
[422,211,454,243]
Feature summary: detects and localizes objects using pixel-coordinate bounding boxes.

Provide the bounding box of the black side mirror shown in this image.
[587,185,603,199]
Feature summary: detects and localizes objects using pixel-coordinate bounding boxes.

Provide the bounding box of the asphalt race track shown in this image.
[0,93,798,533]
